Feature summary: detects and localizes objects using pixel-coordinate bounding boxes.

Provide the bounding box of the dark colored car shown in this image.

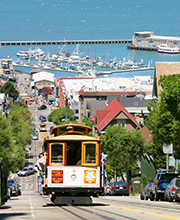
[140,181,153,200]
[39,115,46,121]
[109,182,129,196]
[104,182,112,196]
[164,177,180,202]
[38,105,47,110]
[8,179,21,196]
[150,171,180,201]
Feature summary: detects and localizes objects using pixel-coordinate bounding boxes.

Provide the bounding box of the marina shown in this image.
[12,45,154,78]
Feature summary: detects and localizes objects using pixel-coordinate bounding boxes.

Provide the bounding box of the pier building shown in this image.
[127,31,180,51]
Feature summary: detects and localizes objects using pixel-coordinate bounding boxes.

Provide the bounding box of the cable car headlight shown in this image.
[71,174,77,181]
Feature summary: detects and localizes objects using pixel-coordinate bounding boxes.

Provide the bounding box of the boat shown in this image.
[17,47,44,59]
[157,43,179,54]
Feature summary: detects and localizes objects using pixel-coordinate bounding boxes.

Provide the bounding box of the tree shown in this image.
[101,125,146,187]
[146,74,180,165]
[0,100,32,172]
[0,81,19,100]
[0,112,27,172]
[48,107,74,125]
[81,117,93,127]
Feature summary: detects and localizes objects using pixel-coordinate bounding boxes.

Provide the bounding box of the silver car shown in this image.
[164,177,180,202]
[104,182,112,196]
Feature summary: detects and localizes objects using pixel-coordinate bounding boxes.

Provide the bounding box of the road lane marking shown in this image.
[109,205,180,220]
[29,197,35,219]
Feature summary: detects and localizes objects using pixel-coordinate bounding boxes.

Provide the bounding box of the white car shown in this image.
[17,167,35,176]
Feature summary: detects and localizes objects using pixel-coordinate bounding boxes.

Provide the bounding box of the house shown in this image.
[79,91,147,121]
[31,71,55,94]
[153,62,180,98]
[94,98,141,135]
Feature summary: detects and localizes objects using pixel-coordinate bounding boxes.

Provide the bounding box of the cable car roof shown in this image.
[44,134,102,144]
[50,124,93,136]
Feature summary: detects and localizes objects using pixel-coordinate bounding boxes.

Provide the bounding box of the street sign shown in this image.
[163,144,173,154]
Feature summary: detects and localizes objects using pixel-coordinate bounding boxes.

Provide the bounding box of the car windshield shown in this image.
[161,174,179,181]
[114,182,127,186]
[108,183,112,186]
[23,168,29,171]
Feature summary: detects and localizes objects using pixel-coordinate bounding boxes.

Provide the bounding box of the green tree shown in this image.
[0,81,19,100]
[48,107,74,125]
[81,117,93,127]
[101,125,146,187]
[146,74,180,166]
[0,112,24,172]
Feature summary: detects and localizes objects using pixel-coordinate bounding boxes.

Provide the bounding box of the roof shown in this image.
[50,124,93,136]
[79,91,146,97]
[0,81,4,87]
[94,98,141,132]
[32,71,55,83]
[45,134,102,142]
[91,101,107,116]
[141,126,152,143]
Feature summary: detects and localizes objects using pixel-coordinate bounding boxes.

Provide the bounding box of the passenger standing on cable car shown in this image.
[38,152,48,195]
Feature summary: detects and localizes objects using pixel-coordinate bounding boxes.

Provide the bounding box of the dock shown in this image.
[0,39,132,46]
[96,66,154,76]
[127,44,157,51]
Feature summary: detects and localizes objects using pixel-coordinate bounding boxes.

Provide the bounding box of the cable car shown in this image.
[43,124,103,205]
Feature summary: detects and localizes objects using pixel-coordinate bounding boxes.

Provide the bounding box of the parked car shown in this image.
[17,167,35,176]
[38,105,47,110]
[140,181,153,200]
[109,182,129,196]
[104,182,112,196]
[8,179,21,196]
[150,170,180,201]
[164,176,180,202]
[32,130,38,136]
[32,133,39,140]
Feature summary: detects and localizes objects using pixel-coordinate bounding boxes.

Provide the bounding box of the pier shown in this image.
[96,66,154,76]
[0,39,132,46]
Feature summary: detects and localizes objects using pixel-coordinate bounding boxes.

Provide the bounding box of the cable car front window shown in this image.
[51,144,63,164]
[85,144,96,164]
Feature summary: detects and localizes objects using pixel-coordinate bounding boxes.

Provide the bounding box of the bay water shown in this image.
[1,0,180,78]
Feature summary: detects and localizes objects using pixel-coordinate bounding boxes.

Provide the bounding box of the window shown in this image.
[50,143,64,165]
[81,142,99,166]
[85,144,96,164]
[81,101,83,109]
[117,119,126,127]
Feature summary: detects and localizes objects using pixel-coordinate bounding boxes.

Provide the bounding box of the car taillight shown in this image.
[126,186,129,190]
[113,186,116,189]
[157,180,160,187]
[172,187,177,192]
[147,188,151,191]
[107,186,110,189]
